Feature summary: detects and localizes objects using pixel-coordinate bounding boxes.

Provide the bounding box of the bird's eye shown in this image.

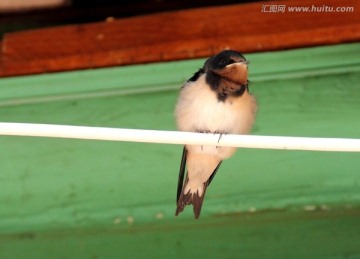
[219,58,233,67]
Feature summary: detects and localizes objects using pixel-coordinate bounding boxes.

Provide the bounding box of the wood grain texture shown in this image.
[1,0,360,77]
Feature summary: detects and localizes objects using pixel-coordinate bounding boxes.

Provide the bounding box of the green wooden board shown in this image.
[0,43,359,258]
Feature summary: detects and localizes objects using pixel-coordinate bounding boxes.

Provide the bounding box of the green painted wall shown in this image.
[0,43,359,258]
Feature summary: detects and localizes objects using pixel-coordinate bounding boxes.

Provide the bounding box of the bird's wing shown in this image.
[176,146,187,202]
[206,161,222,186]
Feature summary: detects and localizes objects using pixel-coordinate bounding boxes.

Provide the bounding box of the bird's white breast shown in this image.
[175,74,256,134]
[175,74,257,159]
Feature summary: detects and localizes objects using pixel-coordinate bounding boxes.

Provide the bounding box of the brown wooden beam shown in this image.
[1,0,360,77]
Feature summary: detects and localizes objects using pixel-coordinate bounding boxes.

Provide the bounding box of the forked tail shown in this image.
[175,178,207,219]
[175,146,222,219]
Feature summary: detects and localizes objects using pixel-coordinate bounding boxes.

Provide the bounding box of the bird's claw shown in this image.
[198,130,227,149]
[214,131,227,149]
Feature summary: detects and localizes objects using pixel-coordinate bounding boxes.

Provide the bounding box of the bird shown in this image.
[174,50,257,219]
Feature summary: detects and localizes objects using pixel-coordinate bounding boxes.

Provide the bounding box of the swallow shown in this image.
[174,50,257,219]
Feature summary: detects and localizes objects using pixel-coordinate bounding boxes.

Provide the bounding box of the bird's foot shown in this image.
[197,129,227,149]
[214,131,227,149]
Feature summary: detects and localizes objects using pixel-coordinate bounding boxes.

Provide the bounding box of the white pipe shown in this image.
[0,122,359,152]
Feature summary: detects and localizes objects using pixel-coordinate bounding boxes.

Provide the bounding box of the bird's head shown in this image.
[203,50,249,101]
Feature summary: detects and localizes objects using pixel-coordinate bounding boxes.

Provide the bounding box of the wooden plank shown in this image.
[1,43,358,106]
[1,0,360,77]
